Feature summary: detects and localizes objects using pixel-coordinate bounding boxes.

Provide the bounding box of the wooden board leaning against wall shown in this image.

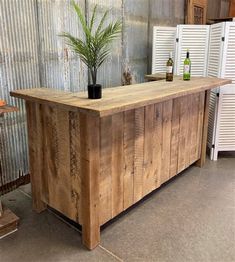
[186,0,208,24]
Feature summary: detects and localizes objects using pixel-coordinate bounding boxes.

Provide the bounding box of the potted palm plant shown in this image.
[60,1,122,99]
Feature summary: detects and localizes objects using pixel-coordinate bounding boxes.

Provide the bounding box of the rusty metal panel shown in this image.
[37,0,87,92]
[123,0,149,84]
[87,0,122,88]
[0,0,187,192]
[0,0,40,189]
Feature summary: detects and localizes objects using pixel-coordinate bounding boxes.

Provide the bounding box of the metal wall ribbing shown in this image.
[0,0,184,193]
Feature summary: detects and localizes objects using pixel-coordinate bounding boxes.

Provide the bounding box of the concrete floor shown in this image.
[0,154,235,262]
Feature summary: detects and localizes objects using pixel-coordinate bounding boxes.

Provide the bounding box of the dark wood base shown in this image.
[0,205,19,239]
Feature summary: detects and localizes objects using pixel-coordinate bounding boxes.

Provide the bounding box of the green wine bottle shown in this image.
[183,49,191,81]
[166,52,174,81]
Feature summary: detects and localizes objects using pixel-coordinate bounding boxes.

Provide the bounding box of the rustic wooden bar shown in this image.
[10,77,230,249]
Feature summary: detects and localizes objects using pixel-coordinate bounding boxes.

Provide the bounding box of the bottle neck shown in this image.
[169,52,173,59]
[186,51,189,59]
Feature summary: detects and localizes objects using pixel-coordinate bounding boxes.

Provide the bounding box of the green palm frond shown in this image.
[60,1,122,85]
[95,9,109,37]
[89,4,98,32]
[71,0,91,41]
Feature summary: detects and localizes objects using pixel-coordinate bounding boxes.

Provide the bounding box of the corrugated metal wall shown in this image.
[0,0,185,194]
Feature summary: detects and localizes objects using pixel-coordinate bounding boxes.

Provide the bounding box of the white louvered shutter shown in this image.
[207,90,218,150]
[207,22,235,160]
[207,22,225,78]
[215,85,235,152]
[207,23,225,158]
[152,26,176,74]
[221,22,235,83]
[175,25,210,76]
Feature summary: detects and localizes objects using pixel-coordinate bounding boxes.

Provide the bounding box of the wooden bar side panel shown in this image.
[100,116,112,225]
[111,112,124,217]
[46,107,72,218]
[189,93,201,163]
[26,101,46,213]
[153,103,163,188]
[169,98,180,178]
[80,113,100,250]
[177,96,189,173]
[195,90,210,167]
[161,100,173,184]
[69,111,82,224]
[123,110,135,210]
[143,105,155,196]
[133,107,145,203]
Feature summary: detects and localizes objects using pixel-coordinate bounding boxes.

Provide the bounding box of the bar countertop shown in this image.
[10,77,231,117]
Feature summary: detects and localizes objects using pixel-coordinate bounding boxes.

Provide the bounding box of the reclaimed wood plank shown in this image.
[161,100,173,184]
[133,107,145,203]
[153,103,163,187]
[143,105,155,196]
[123,110,135,210]
[0,207,19,238]
[26,101,46,213]
[189,93,199,163]
[11,78,231,117]
[55,109,73,219]
[42,105,59,207]
[185,95,193,167]
[169,98,180,178]
[112,112,124,217]
[0,105,18,115]
[80,112,100,250]
[195,90,210,167]
[177,96,189,173]
[69,111,81,224]
[100,116,112,225]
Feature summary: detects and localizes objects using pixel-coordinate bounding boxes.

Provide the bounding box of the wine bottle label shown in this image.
[166,66,173,73]
[184,64,190,73]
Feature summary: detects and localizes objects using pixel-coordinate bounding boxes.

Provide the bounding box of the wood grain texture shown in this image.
[133,107,145,203]
[112,112,124,217]
[178,96,190,173]
[143,105,155,195]
[123,110,135,210]
[0,207,19,238]
[0,105,18,115]
[195,90,210,167]
[153,103,163,187]
[11,77,231,117]
[80,113,100,250]
[69,111,81,223]
[0,201,3,217]
[26,101,46,213]
[169,98,180,178]
[99,116,112,225]
[161,101,173,184]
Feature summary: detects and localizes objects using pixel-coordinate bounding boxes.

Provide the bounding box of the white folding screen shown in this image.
[207,23,225,79]
[152,23,235,160]
[221,22,235,83]
[215,85,235,154]
[207,22,235,160]
[151,27,176,74]
[175,25,210,76]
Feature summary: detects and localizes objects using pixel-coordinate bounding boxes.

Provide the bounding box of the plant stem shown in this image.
[90,68,97,85]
